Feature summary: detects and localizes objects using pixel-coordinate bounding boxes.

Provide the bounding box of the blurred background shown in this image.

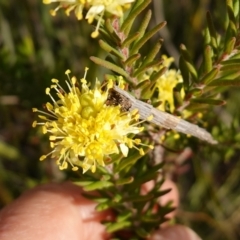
[0,0,240,239]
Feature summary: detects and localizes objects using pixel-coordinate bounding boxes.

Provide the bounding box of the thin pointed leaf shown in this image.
[99,40,124,59]
[131,21,166,55]
[140,66,167,98]
[81,193,108,203]
[106,221,132,233]
[135,79,150,89]
[114,150,143,173]
[99,28,117,46]
[83,180,114,191]
[90,56,128,77]
[124,193,155,202]
[128,163,164,189]
[124,53,141,66]
[208,78,240,86]
[120,0,151,32]
[179,55,190,89]
[185,61,198,81]
[203,45,213,73]
[217,70,240,80]
[152,189,172,198]
[122,32,140,48]
[133,59,163,77]
[221,58,240,65]
[105,18,114,34]
[206,11,218,50]
[225,37,236,54]
[141,215,161,223]
[149,66,167,82]
[96,202,112,211]
[173,89,183,107]
[188,88,203,96]
[180,44,194,63]
[180,44,198,80]
[201,67,219,84]
[101,20,121,44]
[227,4,237,26]
[116,176,134,185]
[141,39,163,66]
[220,62,240,71]
[116,211,132,222]
[136,9,152,39]
[191,98,226,105]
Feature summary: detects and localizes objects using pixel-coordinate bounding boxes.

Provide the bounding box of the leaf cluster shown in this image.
[75,152,173,239]
[179,0,240,113]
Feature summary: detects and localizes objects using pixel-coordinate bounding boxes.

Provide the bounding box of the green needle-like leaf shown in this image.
[206,11,219,50]
[191,98,226,105]
[96,202,112,211]
[115,150,143,173]
[83,180,114,191]
[124,53,141,66]
[203,45,213,73]
[179,55,190,89]
[201,67,219,84]
[116,211,132,222]
[90,56,128,77]
[120,0,151,33]
[141,39,163,66]
[136,9,152,39]
[208,78,240,86]
[124,193,155,202]
[116,176,134,185]
[149,66,167,82]
[106,221,132,233]
[225,37,236,54]
[227,4,237,26]
[99,40,125,59]
[220,62,240,71]
[122,32,140,48]
[131,21,166,55]
[141,214,161,223]
[133,59,163,77]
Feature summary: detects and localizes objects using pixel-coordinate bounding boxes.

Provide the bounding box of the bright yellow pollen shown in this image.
[52,79,59,83]
[40,155,47,161]
[91,31,99,38]
[45,88,50,95]
[65,69,71,74]
[32,121,37,127]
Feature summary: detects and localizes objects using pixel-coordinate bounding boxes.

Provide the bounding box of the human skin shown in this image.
[0,181,201,240]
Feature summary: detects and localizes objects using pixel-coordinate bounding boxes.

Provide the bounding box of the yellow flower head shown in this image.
[43,0,135,37]
[33,68,145,173]
[153,55,184,112]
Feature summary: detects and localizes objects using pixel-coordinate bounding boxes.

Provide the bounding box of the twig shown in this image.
[113,86,218,144]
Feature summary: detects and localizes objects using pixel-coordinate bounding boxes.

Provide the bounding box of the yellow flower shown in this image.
[154,55,184,112]
[33,68,146,173]
[43,0,135,37]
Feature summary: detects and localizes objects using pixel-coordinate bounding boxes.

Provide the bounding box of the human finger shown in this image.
[150,225,201,240]
[0,182,111,240]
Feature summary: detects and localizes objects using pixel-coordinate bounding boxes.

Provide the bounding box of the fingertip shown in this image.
[150,225,202,240]
[0,182,111,240]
